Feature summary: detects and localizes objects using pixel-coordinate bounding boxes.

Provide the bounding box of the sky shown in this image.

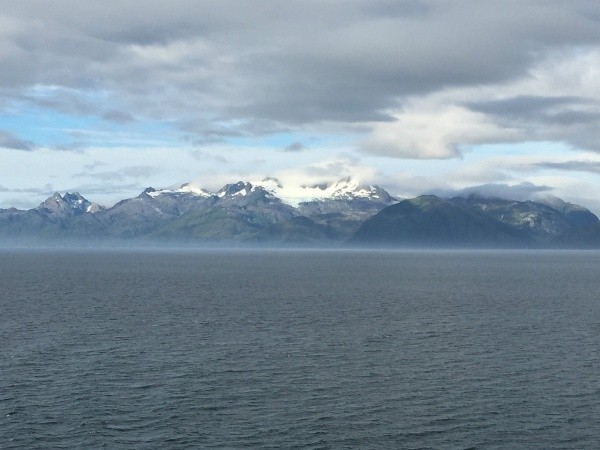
[2,0,600,213]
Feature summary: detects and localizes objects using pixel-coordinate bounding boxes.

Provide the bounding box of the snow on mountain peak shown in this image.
[251,176,393,206]
[324,177,379,200]
[146,183,212,198]
[176,183,212,197]
[142,177,394,207]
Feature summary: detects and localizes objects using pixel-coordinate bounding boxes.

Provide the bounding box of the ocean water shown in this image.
[1,249,600,449]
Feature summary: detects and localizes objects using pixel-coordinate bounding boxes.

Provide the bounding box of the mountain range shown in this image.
[1,179,599,248]
[0,178,396,244]
[351,194,600,248]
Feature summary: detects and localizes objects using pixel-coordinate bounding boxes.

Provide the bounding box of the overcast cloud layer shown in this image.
[2,1,600,211]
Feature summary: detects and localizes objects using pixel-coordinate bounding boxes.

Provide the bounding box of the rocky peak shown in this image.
[37,192,100,216]
[217,181,254,197]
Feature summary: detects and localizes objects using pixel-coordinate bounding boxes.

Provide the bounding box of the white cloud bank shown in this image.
[361,49,600,159]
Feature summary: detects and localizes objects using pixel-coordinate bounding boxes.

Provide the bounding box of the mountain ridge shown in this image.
[350,194,600,248]
[1,181,599,247]
[0,179,396,243]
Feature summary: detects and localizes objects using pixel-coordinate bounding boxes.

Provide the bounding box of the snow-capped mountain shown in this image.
[248,176,395,206]
[216,181,280,206]
[300,177,394,202]
[5,178,599,247]
[38,178,395,241]
[283,178,398,237]
[132,177,395,206]
[0,178,398,242]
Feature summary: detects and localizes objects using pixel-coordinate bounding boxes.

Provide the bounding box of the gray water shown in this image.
[1,249,600,449]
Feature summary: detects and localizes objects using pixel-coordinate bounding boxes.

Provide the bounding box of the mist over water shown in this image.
[2,249,600,448]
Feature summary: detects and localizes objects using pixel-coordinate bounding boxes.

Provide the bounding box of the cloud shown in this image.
[102,110,135,124]
[283,141,305,152]
[189,149,228,164]
[360,47,600,158]
[72,165,159,181]
[534,160,600,174]
[4,0,600,217]
[83,160,108,171]
[361,106,520,159]
[0,130,36,151]
[466,95,589,121]
[430,182,553,201]
[62,182,142,198]
[272,158,379,189]
[0,183,53,194]
[2,0,600,148]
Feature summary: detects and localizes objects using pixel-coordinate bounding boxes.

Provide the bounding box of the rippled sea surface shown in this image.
[1,249,600,449]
